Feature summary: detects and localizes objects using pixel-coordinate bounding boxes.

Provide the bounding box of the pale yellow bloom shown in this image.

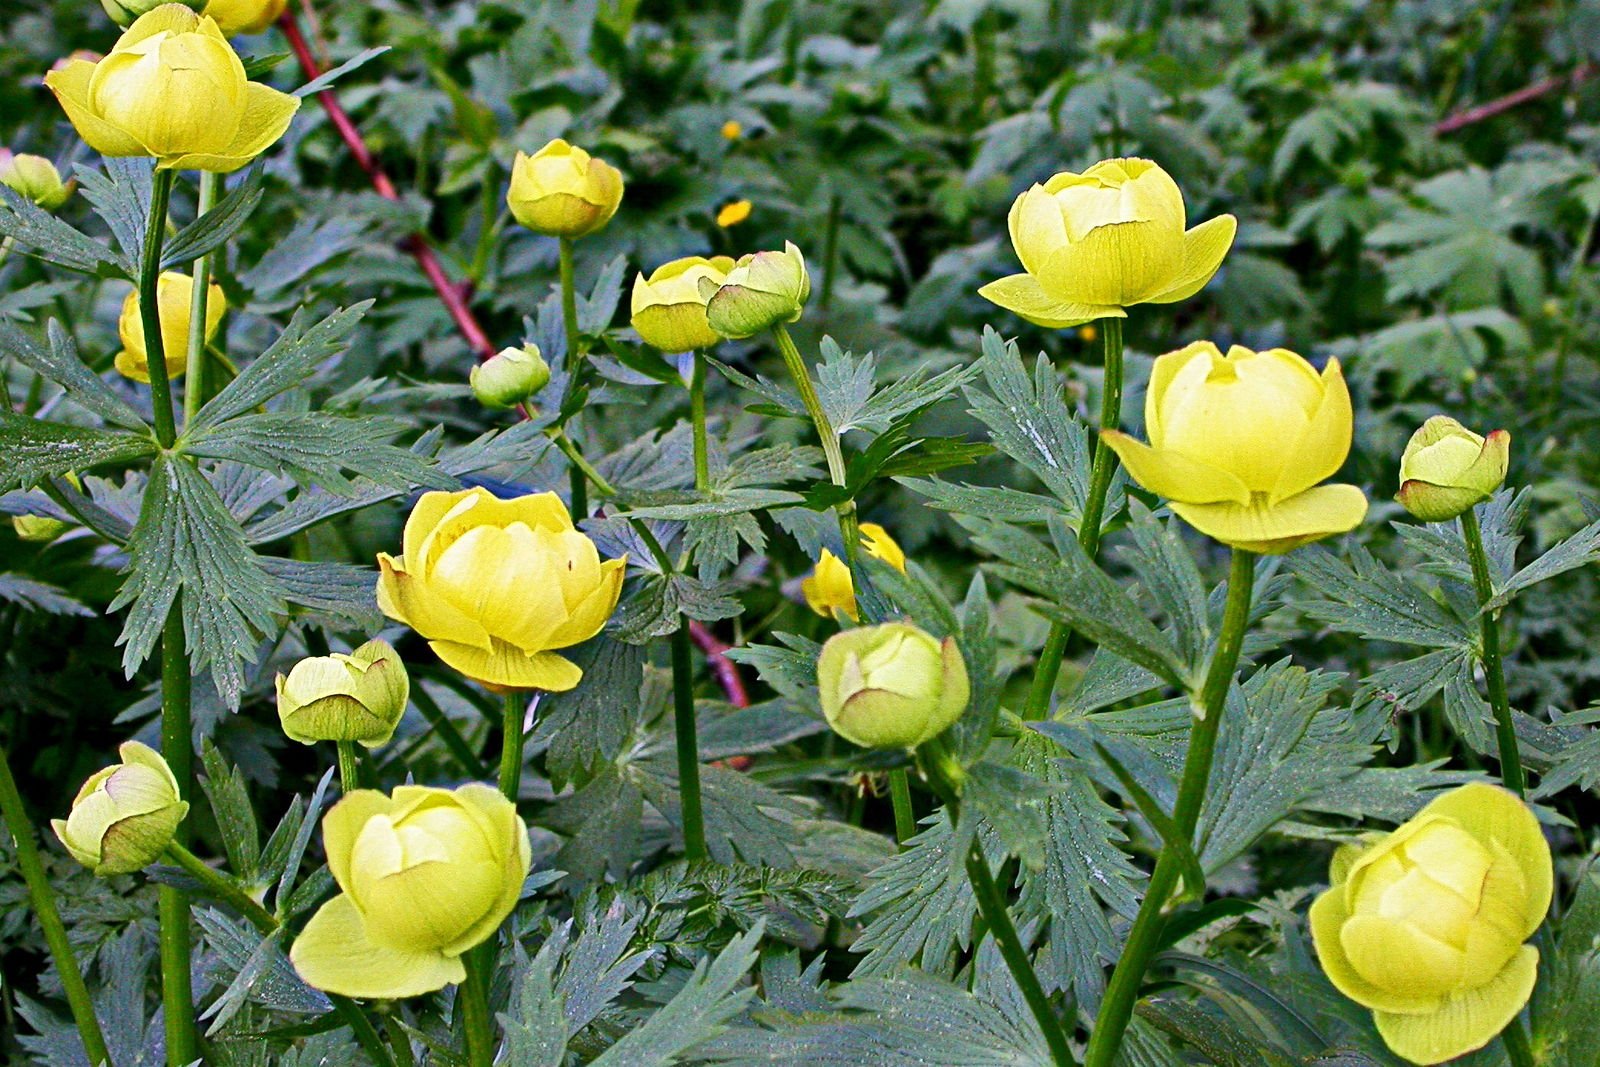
[1101,342,1367,553]
[801,523,906,622]
[276,639,409,749]
[376,488,625,691]
[631,255,735,353]
[702,241,809,339]
[1310,784,1551,1064]
[716,199,752,227]
[51,741,188,876]
[1396,416,1510,522]
[113,270,226,383]
[290,784,531,999]
[817,622,969,749]
[506,138,624,239]
[980,157,1236,328]
[203,0,287,35]
[470,345,550,409]
[46,5,300,172]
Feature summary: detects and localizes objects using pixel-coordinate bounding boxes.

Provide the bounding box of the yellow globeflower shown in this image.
[980,158,1236,328]
[1310,784,1552,1065]
[701,241,810,339]
[276,639,410,749]
[1396,416,1510,523]
[1101,342,1367,553]
[45,5,300,173]
[817,622,969,749]
[801,523,906,622]
[290,784,531,999]
[203,0,287,36]
[506,138,624,239]
[376,487,625,691]
[0,150,74,211]
[720,120,743,140]
[631,255,736,353]
[113,270,226,383]
[51,741,188,876]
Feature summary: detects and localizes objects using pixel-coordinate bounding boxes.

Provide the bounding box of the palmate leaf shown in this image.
[0,412,157,492]
[160,163,265,270]
[849,813,984,979]
[109,455,287,707]
[0,573,94,617]
[1487,512,1600,612]
[73,157,150,271]
[0,320,148,430]
[0,185,128,278]
[1532,862,1600,1058]
[1290,543,1470,648]
[182,412,454,495]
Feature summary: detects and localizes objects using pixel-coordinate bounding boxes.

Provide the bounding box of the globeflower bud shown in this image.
[100,0,206,28]
[801,523,906,623]
[12,514,71,542]
[0,150,74,211]
[816,622,970,749]
[470,345,551,409]
[113,271,226,382]
[202,0,288,36]
[701,241,810,339]
[1310,783,1552,1065]
[1396,416,1509,522]
[506,138,624,239]
[630,256,735,353]
[290,783,531,998]
[276,639,409,749]
[51,741,188,876]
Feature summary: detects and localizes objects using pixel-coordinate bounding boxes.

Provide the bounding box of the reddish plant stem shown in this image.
[278,7,752,710]
[1435,63,1593,134]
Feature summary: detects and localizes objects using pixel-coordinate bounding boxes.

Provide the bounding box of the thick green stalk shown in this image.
[182,171,222,429]
[671,621,707,862]
[888,767,916,845]
[770,323,857,557]
[1024,316,1125,722]
[690,351,710,492]
[460,955,495,1067]
[1459,507,1526,796]
[141,169,180,448]
[163,843,276,933]
[550,430,617,499]
[0,745,112,1067]
[558,236,587,517]
[336,741,361,795]
[1085,549,1256,1067]
[498,691,526,803]
[386,1017,419,1067]
[1502,1018,1535,1067]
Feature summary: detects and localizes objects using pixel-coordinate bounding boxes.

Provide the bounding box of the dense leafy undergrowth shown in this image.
[2,1,1600,1065]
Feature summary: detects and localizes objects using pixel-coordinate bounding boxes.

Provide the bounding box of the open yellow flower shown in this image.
[376,488,625,691]
[1101,342,1367,553]
[506,138,624,239]
[1310,783,1551,1064]
[631,255,736,353]
[290,784,531,999]
[45,5,299,172]
[801,523,906,622]
[980,158,1235,328]
[113,270,226,382]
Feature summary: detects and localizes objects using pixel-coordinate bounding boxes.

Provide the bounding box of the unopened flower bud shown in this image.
[203,0,288,36]
[100,0,206,28]
[471,345,551,409]
[276,639,409,748]
[1396,416,1509,523]
[701,241,810,339]
[506,138,624,239]
[816,622,969,749]
[51,741,188,875]
[0,151,73,211]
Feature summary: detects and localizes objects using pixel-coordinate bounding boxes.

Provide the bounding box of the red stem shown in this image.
[1435,63,1594,134]
[276,8,751,709]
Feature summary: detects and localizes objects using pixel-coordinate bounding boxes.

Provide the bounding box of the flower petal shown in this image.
[1169,483,1368,554]
[1007,185,1069,280]
[193,82,299,171]
[290,893,465,999]
[429,641,584,692]
[376,554,492,648]
[976,273,1121,329]
[1100,430,1251,506]
[1143,341,1221,449]
[1309,886,1443,1015]
[1269,357,1354,504]
[1037,219,1182,306]
[320,789,395,894]
[439,784,531,957]
[1143,214,1238,304]
[1373,946,1538,1066]
[44,60,151,158]
[1416,782,1551,939]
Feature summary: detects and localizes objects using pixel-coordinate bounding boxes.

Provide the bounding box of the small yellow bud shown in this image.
[290,783,531,998]
[630,255,735,353]
[1310,783,1551,1064]
[716,199,752,228]
[1100,342,1368,553]
[816,622,970,749]
[51,741,189,875]
[46,5,300,173]
[720,120,743,140]
[701,241,810,339]
[801,523,906,622]
[202,0,288,36]
[506,138,624,239]
[0,150,74,211]
[113,271,226,383]
[1396,416,1509,522]
[276,639,410,749]
[470,345,551,409]
[376,488,626,691]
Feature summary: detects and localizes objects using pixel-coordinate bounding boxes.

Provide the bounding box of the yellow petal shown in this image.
[859,523,907,573]
[1169,483,1368,554]
[44,60,151,157]
[429,640,584,692]
[1099,430,1251,506]
[976,273,1120,329]
[1341,914,1465,999]
[289,893,465,999]
[375,555,492,648]
[1373,946,1538,1065]
[1143,214,1238,304]
[1270,358,1354,504]
[1036,218,1182,307]
[320,789,395,894]
[165,81,299,172]
[1007,185,1069,280]
[119,4,209,43]
[438,784,531,956]
[546,556,625,648]
[1309,886,1443,1015]
[1143,341,1220,449]
[1416,783,1551,939]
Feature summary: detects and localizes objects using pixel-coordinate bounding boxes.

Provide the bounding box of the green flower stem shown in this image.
[1459,507,1526,796]
[336,741,361,795]
[690,351,710,492]
[1502,1018,1535,1067]
[182,171,222,430]
[460,954,495,1067]
[498,690,527,803]
[0,744,112,1067]
[671,620,708,862]
[888,767,916,845]
[1023,316,1124,722]
[558,236,587,518]
[408,683,488,776]
[141,169,179,447]
[770,322,857,558]
[1085,548,1256,1067]
[163,842,276,933]
[550,429,617,500]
